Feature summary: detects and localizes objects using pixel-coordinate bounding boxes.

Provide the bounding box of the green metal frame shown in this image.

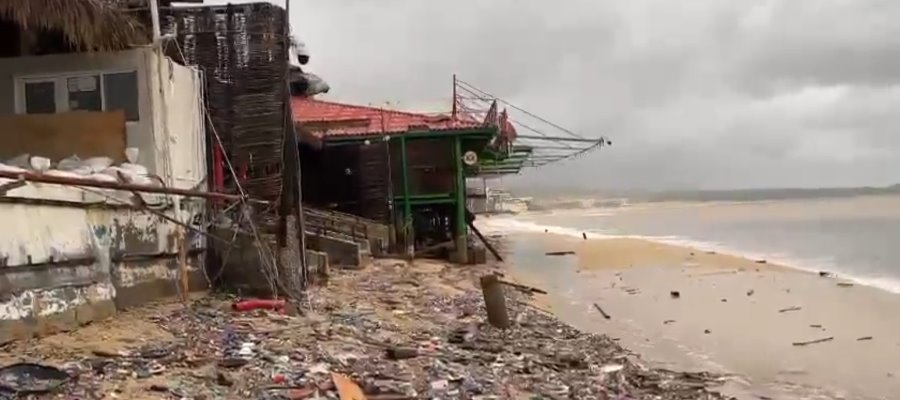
[471,144,533,176]
[318,125,500,261]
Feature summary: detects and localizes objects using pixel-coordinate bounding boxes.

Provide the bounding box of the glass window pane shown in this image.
[103,72,139,121]
[67,75,102,112]
[24,81,56,114]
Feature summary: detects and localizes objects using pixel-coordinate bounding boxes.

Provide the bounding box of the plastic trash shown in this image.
[119,163,149,177]
[0,363,70,394]
[56,155,83,171]
[5,154,30,169]
[83,157,114,173]
[232,299,286,312]
[125,147,140,164]
[29,157,51,172]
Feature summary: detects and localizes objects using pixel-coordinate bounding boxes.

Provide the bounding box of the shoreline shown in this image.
[478,210,900,295]
[495,230,900,400]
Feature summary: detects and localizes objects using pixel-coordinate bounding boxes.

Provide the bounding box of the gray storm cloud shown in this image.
[287,0,899,190]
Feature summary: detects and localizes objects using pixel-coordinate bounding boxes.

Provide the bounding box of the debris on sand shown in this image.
[593,303,612,319]
[0,260,729,400]
[545,251,576,256]
[793,337,834,346]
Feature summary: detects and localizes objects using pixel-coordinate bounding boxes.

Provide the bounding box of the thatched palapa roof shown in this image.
[0,0,147,51]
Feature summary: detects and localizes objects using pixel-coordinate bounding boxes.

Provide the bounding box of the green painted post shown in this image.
[453,136,469,264]
[400,135,414,259]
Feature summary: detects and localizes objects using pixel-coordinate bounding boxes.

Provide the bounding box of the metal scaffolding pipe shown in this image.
[0,170,267,204]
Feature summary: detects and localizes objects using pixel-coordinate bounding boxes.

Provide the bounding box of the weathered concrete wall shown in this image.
[0,184,206,344]
[0,48,208,343]
[306,232,365,268]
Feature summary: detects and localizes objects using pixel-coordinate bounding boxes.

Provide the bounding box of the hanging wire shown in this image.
[453,77,609,175]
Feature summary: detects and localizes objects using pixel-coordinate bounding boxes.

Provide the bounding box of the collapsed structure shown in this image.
[0,0,314,343]
[0,0,609,344]
[293,77,607,262]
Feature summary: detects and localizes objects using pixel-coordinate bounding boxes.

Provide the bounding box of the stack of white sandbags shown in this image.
[0,148,157,186]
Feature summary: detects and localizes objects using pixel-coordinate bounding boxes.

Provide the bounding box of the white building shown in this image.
[0,42,208,343]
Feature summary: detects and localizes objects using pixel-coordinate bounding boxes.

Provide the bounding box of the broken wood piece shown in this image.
[857,336,873,341]
[413,240,454,258]
[366,395,413,400]
[592,303,611,319]
[837,282,853,287]
[792,337,833,346]
[332,372,367,400]
[497,279,548,295]
[467,218,503,262]
[778,306,802,313]
[385,347,418,360]
[545,251,575,256]
[177,226,189,304]
[480,274,511,329]
[810,324,823,328]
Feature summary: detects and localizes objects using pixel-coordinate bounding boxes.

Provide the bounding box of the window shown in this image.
[67,75,101,112]
[17,70,140,121]
[23,81,56,114]
[103,72,139,121]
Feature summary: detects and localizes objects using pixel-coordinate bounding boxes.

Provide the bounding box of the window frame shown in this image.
[18,77,59,115]
[14,69,140,123]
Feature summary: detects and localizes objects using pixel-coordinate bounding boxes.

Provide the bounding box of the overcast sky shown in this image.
[288,0,900,191]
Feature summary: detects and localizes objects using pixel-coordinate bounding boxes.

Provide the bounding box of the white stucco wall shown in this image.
[150,57,206,190]
[0,49,208,334]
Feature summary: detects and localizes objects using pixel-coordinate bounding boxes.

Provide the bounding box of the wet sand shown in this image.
[505,233,900,400]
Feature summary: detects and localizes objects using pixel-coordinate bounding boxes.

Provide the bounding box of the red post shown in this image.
[212,144,225,207]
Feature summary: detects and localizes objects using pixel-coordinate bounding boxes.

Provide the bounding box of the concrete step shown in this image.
[305,231,371,269]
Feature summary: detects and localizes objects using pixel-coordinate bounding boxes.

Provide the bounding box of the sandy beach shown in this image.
[501,232,900,400]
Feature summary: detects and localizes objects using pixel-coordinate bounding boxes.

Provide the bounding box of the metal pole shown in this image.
[149,0,161,43]
[451,74,457,120]
[400,135,413,259]
[0,170,265,203]
[453,136,468,264]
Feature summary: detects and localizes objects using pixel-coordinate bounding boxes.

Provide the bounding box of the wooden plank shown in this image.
[0,111,127,162]
[332,373,367,400]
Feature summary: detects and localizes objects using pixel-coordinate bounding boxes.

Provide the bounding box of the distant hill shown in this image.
[633,185,900,203]
[504,184,900,206]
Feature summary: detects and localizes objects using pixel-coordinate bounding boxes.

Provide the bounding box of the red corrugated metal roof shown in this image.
[292,96,484,138]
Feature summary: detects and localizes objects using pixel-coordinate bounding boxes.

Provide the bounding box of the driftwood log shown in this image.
[481,274,511,329]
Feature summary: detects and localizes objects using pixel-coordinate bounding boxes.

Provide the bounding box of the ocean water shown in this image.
[479,195,900,294]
